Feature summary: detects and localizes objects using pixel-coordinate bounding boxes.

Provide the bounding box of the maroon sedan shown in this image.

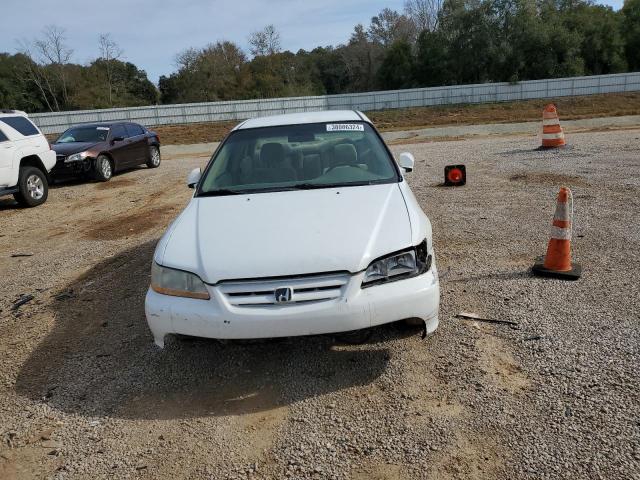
[51,122,161,181]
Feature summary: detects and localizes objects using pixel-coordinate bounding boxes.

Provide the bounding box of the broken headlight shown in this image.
[361,240,432,288]
[65,151,88,163]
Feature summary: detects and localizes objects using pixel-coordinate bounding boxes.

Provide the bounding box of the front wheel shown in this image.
[146,145,161,168]
[93,155,113,182]
[14,166,48,207]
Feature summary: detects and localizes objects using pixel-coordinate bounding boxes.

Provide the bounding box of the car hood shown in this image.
[52,142,99,155]
[157,183,413,284]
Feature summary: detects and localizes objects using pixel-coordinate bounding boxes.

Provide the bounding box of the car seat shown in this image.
[253,143,298,183]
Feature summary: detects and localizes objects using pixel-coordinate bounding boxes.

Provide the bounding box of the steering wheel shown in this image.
[324,163,364,174]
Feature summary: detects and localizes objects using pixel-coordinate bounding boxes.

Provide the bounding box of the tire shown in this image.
[93,155,113,182]
[146,145,161,168]
[13,166,48,207]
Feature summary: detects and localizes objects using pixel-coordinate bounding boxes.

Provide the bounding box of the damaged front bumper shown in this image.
[144,266,440,348]
[51,155,93,177]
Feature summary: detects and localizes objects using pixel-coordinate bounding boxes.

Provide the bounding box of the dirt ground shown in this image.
[1,128,638,479]
[128,92,640,146]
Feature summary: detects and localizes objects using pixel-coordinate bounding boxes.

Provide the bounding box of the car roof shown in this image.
[0,109,28,118]
[234,110,372,130]
[67,122,115,129]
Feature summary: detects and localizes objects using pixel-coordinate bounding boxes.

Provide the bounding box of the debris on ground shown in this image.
[11,294,34,311]
[456,311,519,327]
[53,290,74,301]
[524,335,543,341]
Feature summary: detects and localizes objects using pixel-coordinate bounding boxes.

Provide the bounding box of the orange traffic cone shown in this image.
[532,187,581,280]
[540,104,566,149]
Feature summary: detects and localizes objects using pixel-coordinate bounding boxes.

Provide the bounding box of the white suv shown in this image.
[0,110,56,207]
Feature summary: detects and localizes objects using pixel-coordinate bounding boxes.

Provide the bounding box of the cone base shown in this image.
[536,144,567,151]
[532,256,581,280]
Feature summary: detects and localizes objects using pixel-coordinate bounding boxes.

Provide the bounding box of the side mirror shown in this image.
[187,168,201,189]
[398,152,415,173]
[110,136,124,144]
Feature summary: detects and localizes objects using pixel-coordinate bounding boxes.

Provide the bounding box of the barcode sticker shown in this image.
[326,124,365,132]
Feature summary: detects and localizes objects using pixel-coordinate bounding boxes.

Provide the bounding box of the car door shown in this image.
[125,123,149,166]
[108,123,137,170]
[0,127,15,187]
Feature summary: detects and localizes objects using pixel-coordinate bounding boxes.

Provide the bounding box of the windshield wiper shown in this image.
[197,188,245,197]
[291,182,372,190]
[198,182,380,196]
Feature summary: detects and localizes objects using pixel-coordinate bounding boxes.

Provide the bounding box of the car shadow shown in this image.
[15,240,406,421]
[0,197,20,210]
[50,167,145,188]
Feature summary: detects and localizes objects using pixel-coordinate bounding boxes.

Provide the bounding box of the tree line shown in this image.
[1,0,639,113]
[0,28,157,112]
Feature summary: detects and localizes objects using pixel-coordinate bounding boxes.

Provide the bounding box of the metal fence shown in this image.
[30,72,640,134]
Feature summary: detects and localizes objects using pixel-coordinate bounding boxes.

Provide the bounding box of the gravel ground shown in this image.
[0,128,638,479]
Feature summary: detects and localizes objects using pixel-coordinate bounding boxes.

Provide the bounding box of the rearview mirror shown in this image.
[187,168,201,189]
[398,152,415,173]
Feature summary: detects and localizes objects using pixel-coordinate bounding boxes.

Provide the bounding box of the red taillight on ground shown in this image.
[444,165,466,186]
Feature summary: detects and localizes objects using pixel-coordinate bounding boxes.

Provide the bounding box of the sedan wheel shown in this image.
[147,146,161,168]
[94,155,113,182]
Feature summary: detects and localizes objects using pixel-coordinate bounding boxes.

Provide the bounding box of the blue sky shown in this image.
[0,0,625,84]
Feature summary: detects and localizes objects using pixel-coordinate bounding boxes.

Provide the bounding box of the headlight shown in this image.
[362,240,432,288]
[65,152,88,163]
[150,262,210,300]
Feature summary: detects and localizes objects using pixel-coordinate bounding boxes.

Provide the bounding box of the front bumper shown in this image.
[145,267,440,348]
[51,155,92,177]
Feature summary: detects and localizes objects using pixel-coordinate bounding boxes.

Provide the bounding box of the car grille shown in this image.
[218,273,350,307]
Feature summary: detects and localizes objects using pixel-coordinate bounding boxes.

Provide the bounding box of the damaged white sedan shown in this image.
[145,111,439,347]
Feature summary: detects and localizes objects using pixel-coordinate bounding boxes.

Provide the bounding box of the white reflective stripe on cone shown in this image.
[543,118,561,126]
[554,202,570,220]
[550,225,572,240]
[542,132,565,140]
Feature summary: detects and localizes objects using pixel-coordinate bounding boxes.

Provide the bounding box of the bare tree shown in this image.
[17,26,73,112]
[34,26,73,107]
[404,0,443,32]
[98,33,124,106]
[174,47,200,72]
[248,25,281,57]
[15,41,57,112]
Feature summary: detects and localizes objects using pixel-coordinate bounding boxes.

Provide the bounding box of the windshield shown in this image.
[56,126,109,143]
[197,122,399,195]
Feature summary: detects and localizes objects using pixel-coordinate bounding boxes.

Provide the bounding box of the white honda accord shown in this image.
[145,111,439,347]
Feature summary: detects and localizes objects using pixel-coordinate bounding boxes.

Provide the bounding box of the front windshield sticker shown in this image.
[97,127,110,130]
[326,123,364,132]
